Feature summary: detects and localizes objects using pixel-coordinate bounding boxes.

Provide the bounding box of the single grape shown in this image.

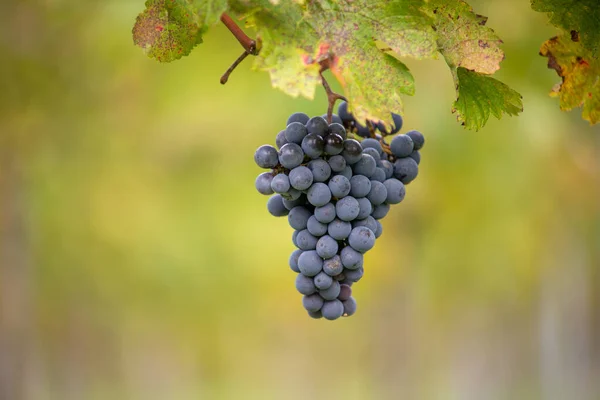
[298,250,323,276]
[328,218,352,240]
[307,182,332,207]
[356,197,372,220]
[316,235,338,259]
[281,188,301,201]
[353,215,378,235]
[302,293,325,312]
[324,134,344,155]
[339,165,353,180]
[321,114,343,126]
[254,145,279,169]
[313,272,333,290]
[319,281,341,301]
[307,159,331,182]
[338,284,352,301]
[337,101,354,125]
[314,202,336,224]
[285,122,308,144]
[367,180,388,205]
[370,167,386,183]
[361,138,383,154]
[383,178,406,204]
[275,130,288,149]
[323,255,343,276]
[287,112,310,126]
[306,116,329,136]
[328,175,351,198]
[335,196,360,221]
[340,246,363,269]
[267,194,289,217]
[278,143,304,169]
[289,249,303,273]
[328,123,347,140]
[344,267,364,283]
[374,220,383,238]
[289,166,313,191]
[288,206,312,230]
[301,133,325,159]
[349,175,372,198]
[341,139,363,165]
[282,194,305,210]
[321,299,344,320]
[295,273,317,295]
[307,215,328,237]
[390,134,414,158]
[255,172,275,195]
[406,130,425,150]
[390,113,403,134]
[352,154,377,177]
[328,155,346,172]
[292,230,299,247]
[271,173,291,193]
[295,229,318,250]
[362,147,381,162]
[307,310,323,319]
[342,297,357,316]
[393,157,419,184]
[348,226,376,253]
[375,121,389,135]
[371,203,390,220]
[379,160,394,179]
[355,122,371,138]
[409,150,421,165]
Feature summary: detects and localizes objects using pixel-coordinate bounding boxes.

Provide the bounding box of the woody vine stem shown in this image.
[219,13,346,124]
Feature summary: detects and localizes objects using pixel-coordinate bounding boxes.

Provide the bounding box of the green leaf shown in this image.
[133,0,227,62]
[452,68,523,131]
[532,0,600,56]
[540,35,600,125]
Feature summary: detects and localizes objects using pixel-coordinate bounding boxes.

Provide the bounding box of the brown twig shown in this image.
[319,67,347,124]
[219,13,259,84]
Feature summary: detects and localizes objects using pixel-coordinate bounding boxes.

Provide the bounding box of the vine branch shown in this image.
[319,62,347,125]
[220,13,259,84]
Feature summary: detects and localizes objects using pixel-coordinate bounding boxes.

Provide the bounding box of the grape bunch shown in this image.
[254,106,425,320]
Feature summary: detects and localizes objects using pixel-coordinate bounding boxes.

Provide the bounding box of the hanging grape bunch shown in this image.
[254,101,425,320]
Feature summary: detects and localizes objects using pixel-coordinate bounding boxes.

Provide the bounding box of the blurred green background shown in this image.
[1,1,599,399]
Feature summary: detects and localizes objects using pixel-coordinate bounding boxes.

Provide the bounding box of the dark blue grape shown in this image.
[348,226,375,253]
[321,299,344,320]
[254,145,279,169]
[267,194,289,217]
[281,188,301,201]
[319,281,341,301]
[298,250,323,276]
[335,196,360,221]
[313,272,333,290]
[307,215,328,237]
[289,249,303,273]
[302,293,324,312]
[301,133,324,159]
[306,116,329,136]
[307,159,331,182]
[282,194,305,210]
[362,147,381,162]
[285,122,308,145]
[383,178,406,204]
[275,130,288,149]
[342,297,357,316]
[328,175,351,198]
[337,101,354,125]
[278,143,304,169]
[307,310,323,319]
[352,154,377,177]
[379,160,394,179]
[292,230,299,247]
[328,219,352,240]
[339,165,353,180]
[361,138,382,154]
[323,255,343,276]
[328,123,347,140]
[307,182,332,207]
[255,172,274,195]
[409,150,421,165]
[289,166,313,191]
[316,235,338,259]
[296,229,318,250]
[296,274,317,295]
[390,113,403,134]
[328,155,346,172]
[371,167,386,183]
[314,203,336,224]
[374,220,383,238]
[371,203,390,219]
[406,130,424,150]
[356,197,372,220]
[324,134,344,155]
[349,175,371,198]
[338,284,352,301]
[390,134,414,158]
[321,114,343,126]
[288,206,311,230]
[287,112,310,126]
[393,157,419,184]
[353,215,378,235]
[344,267,364,283]
[340,245,363,269]
[355,122,371,138]
[367,180,388,205]
[271,173,291,193]
[342,139,363,165]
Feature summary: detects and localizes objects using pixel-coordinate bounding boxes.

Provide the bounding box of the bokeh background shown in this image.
[1,1,599,399]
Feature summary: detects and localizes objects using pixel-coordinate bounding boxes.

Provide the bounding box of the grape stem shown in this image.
[319,67,347,125]
[220,13,259,84]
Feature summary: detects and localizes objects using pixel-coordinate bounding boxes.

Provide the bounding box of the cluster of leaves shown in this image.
[133,0,523,130]
[532,0,600,125]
